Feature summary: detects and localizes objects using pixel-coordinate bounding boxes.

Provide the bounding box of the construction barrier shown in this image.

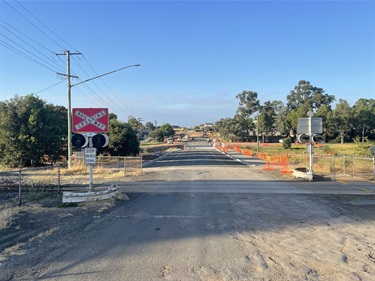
[262,154,292,174]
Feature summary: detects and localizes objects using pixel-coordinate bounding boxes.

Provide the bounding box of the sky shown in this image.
[0,0,374,127]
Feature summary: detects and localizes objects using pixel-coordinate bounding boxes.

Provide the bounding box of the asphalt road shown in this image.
[25,145,375,280]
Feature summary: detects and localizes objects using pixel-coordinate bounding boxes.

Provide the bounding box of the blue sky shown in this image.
[1,0,374,127]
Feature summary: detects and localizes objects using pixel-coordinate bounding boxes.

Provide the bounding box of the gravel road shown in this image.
[1,147,375,280]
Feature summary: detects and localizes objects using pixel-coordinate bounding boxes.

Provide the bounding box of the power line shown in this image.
[0,19,57,54]
[0,22,65,73]
[2,1,141,122]
[33,79,65,94]
[14,0,79,51]
[0,41,58,73]
[0,32,62,73]
[3,0,65,50]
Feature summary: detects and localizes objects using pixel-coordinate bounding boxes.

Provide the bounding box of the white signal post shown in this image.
[307,111,314,178]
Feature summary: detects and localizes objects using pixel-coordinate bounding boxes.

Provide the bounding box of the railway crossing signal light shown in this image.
[92,134,109,148]
[71,133,109,149]
[71,134,88,149]
[298,134,310,144]
[312,134,324,144]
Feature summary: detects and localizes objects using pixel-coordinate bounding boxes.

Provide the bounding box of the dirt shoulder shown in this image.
[0,192,129,281]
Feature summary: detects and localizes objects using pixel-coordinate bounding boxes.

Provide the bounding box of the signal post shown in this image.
[297,112,323,181]
[71,108,109,191]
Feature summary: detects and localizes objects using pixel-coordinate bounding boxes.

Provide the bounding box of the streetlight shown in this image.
[65,63,140,168]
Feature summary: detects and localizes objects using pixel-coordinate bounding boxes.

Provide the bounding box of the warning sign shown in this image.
[72,108,109,133]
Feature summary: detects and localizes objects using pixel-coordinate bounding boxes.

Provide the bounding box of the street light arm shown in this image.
[71,64,141,87]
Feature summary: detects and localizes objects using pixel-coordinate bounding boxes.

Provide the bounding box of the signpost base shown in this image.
[293,167,314,181]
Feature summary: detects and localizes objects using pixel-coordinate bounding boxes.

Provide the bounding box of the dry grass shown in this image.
[1,226,59,262]
[0,204,21,230]
[0,203,46,231]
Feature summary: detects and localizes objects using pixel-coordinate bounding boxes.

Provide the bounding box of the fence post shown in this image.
[352,155,355,177]
[117,156,120,172]
[141,155,143,174]
[333,154,336,181]
[57,164,61,194]
[18,168,22,206]
[320,155,323,177]
[343,156,346,175]
[124,157,126,174]
[373,156,375,181]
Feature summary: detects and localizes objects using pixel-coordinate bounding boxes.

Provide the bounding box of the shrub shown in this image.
[282,137,292,149]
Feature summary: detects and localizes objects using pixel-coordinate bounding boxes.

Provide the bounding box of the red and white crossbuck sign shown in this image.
[72,108,109,133]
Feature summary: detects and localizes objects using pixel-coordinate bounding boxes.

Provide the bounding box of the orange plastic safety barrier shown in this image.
[262,153,291,172]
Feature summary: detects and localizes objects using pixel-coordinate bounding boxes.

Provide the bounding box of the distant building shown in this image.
[202,123,215,129]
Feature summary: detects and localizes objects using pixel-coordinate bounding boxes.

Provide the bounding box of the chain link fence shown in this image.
[0,156,143,205]
[283,153,374,181]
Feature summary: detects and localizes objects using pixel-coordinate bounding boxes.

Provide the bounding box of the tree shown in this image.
[332,99,353,144]
[145,121,156,131]
[215,117,240,141]
[159,123,175,138]
[233,113,253,141]
[106,115,139,156]
[0,94,67,167]
[286,80,335,112]
[236,91,261,117]
[149,129,164,142]
[352,99,375,142]
[272,101,289,136]
[127,115,143,130]
[315,105,333,142]
[234,91,260,141]
[258,101,277,139]
[150,123,175,142]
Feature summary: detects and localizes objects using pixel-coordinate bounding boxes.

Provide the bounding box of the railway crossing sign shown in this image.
[297,117,323,134]
[72,108,109,133]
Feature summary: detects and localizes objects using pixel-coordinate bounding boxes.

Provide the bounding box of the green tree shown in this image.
[149,123,175,142]
[286,80,335,112]
[107,115,139,156]
[159,123,175,138]
[215,117,240,141]
[235,91,260,141]
[127,115,143,130]
[233,113,253,141]
[352,99,375,142]
[258,101,277,139]
[0,94,67,167]
[331,99,353,144]
[236,91,260,117]
[272,101,289,136]
[149,129,164,142]
[145,121,156,131]
[316,105,334,142]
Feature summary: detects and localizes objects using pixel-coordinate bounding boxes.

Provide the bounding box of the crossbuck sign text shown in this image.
[72,108,109,133]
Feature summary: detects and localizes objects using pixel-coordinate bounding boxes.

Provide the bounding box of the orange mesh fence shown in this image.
[215,140,228,153]
[261,153,293,174]
[242,149,253,156]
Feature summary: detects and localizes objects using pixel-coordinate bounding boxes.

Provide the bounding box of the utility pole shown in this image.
[56,52,139,169]
[56,50,81,169]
